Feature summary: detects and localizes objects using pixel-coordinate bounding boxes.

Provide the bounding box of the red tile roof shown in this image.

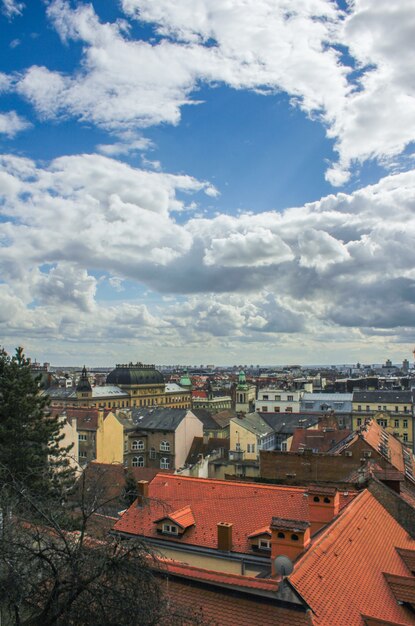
[291,428,352,453]
[114,475,356,555]
[155,505,195,529]
[291,490,415,626]
[360,420,415,478]
[160,573,313,626]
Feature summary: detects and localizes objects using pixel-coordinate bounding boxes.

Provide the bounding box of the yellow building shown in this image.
[229,412,274,461]
[47,363,192,412]
[352,390,413,449]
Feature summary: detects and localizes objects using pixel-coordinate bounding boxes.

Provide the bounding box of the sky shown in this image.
[1,0,415,366]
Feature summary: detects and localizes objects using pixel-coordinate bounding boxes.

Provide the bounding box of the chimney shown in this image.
[217,522,233,551]
[136,480,149,507]
[270,517,310,570]
[307,486,340,534]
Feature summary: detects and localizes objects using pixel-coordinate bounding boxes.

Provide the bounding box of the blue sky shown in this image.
[1,0,415,366]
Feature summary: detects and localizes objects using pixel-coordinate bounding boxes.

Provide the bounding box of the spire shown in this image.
[76,365,92,393]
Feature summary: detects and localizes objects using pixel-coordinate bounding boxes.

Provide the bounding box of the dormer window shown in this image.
[258,539,271,550]
[162,523,178,535]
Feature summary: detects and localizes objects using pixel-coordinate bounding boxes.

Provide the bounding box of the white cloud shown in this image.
[2,152,415,359]
[8,0,414,183]
[1,0,24,19]
[0,111,30,137]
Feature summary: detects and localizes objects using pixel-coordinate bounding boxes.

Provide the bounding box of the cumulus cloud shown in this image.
[2,151,415,358]
[0,111,30,137]
[4,0,413,183]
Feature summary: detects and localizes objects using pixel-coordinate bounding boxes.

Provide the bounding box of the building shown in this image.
[300,392,353,429]
[352,390,414,449]
[96,407,203,471]
[46,363,192,412]
[255,388,304,414]
[234,370,256,413]
[230,412,275,462]
[113,474,357,576]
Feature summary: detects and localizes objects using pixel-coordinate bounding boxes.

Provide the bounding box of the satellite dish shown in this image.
[274,555,293,577]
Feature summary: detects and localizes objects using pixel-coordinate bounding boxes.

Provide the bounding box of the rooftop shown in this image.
[114,475,356,555]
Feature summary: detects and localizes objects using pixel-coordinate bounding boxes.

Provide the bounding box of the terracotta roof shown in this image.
[160,573,313,626]
[359,420,415,478]
[291,490,415,626]
[192,390,208,398]
[384,573,415,607]
[155,505,195,529]
[247,526,271,539]
[291,428,352,453]
[114,475,356,554]
[362,618,413,626]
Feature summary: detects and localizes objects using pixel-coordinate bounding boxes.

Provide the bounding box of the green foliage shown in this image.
[0,347,74,499]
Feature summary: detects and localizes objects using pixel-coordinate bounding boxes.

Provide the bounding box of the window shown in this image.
[160,457,170,469]
[132,439,145,451]
[262,394,269,400]
[275,395,281,401]
[291,534,299,541]
[162,523,177,534]
[262,406,268,412]
[304,402,314,409]
[274,406,280,412]
[377,419,387,428]
[258,539,271,550]
[404,406,408,413]
[235,442,241,451]
[403,433,408,442]
[395,406,399,412]
[247,443,255,454]
[394,419,399,428]
[358,405,362,411]
[277,532,285,539]
[377,406,381,411]
[79,451,87,458]
[78,434,87,441]
[287,395,294,401]
[132,456,144,467]
[149,447,156,460]
[383,406,387,411]
[286,407,293,413]
[357,418,362,426]
[403,420,408,428]
[366,405,370,412]
[281,441,288,452]
[160,441,170,452]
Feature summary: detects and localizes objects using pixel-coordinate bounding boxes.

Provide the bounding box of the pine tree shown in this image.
[123,470,139,507]
[0,347,74,498]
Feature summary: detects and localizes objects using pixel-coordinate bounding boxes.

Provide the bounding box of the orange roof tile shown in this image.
[114,475,356,554]
[291,490,415,626]
[360,420,415,479]
[160,575,313,626]
[362,618,413,626]
[247,525,271,539]
[155,505,195,529]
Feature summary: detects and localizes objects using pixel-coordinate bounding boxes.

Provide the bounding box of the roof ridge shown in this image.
[154,474,308,492]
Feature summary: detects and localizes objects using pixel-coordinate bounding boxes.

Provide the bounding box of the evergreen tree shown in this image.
[0,347,74,498]
[123,471,139,507]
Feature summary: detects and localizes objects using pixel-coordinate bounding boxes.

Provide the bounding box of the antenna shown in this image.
[274,555,294,577]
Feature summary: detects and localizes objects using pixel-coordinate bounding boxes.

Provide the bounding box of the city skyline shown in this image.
[1,0,415,365]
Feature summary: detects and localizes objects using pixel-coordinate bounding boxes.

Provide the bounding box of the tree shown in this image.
[0,347,73,499]
[123,471,139,507]
[0,471,211,626]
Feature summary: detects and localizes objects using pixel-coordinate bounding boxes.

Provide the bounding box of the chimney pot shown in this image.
[217,522,233,551]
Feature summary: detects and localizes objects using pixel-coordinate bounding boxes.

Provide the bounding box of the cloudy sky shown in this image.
[1,0,415,366]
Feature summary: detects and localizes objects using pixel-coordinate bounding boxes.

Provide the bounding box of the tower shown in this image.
[76,365,92,400]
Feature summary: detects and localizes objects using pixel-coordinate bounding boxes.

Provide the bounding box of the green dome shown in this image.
[179,371,192,388]
[107,363,164,386]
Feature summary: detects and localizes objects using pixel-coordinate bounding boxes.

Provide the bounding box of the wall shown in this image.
[96,412,124,464]
[229,419,257,460]
[175,410,204,469]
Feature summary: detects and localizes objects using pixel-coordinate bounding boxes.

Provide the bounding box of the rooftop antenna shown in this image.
[274,555,293,578]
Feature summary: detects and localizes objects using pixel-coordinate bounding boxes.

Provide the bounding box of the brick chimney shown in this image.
[136,480,149,507]
[270,517,310,569]
[217,522,233,551]
[307,486,340,534]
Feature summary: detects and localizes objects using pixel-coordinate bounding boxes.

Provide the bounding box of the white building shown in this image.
[255,388,304,414]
